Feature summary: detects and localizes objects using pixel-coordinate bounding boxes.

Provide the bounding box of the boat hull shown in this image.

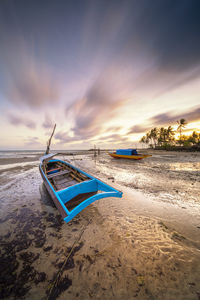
[39,157,122,223]
[108,152,151,160]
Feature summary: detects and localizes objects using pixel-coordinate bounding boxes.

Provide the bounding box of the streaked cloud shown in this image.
[54,131,80,143]
[8,114,36,129]
[127,106,200,136]
[131,0,200,72]
[1,36,59,109]
[128,125,152,134]
[183,128,199,133]
[105,126,123,133]
[24,136,41,146]
[67,76,128,140]
[0,0,200,149]
[7,62,59,109]
[96,133,129,143]
[150,106,200,126]
[42,114,54,129]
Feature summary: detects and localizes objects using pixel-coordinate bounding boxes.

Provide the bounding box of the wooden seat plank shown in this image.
[56,180,77,191]
[47,169,71,179]
[47,167,62,174]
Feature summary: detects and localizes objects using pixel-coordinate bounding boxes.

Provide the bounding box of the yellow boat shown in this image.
[108,149,152,160]
[108,152,151,160]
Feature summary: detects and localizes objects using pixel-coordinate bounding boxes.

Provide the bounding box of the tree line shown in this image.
[140,118,200,149]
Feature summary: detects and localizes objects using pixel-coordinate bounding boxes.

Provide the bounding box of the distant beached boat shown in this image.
[39,154,123,223]
[108,149,152,160]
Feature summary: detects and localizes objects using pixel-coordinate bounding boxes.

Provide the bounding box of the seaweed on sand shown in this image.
[0,207,49,299]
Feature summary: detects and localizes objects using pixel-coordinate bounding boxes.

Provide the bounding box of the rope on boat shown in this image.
[46,218,91,300]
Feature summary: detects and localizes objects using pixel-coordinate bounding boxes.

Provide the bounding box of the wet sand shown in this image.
[0,150,200,299]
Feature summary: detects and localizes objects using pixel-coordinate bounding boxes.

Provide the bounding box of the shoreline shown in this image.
[148,147,200,152]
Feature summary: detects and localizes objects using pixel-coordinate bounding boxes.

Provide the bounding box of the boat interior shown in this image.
[42,160,98,210]
[43,160,90,191]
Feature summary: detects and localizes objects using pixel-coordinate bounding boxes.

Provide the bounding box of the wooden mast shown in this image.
[45,124,56,155]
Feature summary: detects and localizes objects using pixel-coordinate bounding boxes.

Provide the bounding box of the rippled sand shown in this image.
[0,150,200,299]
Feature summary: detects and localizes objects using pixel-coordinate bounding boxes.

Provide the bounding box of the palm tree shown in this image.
[149,127,158,148]
[197,133,200,144]
[140,136,146,144]
[140,133,150,146]
[177,119,187,141]
[146,132,151,147]
[166,126,175,143]
[159,127,168,144]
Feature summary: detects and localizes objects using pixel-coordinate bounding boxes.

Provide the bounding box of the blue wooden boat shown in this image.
[39,154,122,223]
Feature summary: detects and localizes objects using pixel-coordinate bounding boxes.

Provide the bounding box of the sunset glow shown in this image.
[0,0,200,150]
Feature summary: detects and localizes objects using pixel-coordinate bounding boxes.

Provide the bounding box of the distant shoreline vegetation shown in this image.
[140,119,200,151]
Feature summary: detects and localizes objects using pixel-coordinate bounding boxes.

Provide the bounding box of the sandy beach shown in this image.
[0,150,200,300]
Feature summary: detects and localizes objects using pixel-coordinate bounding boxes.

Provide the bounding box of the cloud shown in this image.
[103,133,128,141]
[1,38,59,108]
[55,130,129,146]
[104,126,123,133]
[128,125,152,134]
[150,106,200,126]
[7,64,59,108]
[54,131,81,143]
[184,128,199,133]
[24,136,41,146]
[8,114,36,129]
[127,106,200,136]
[91,133,129,144]
[130,0,200,72]
[67,76,127,140]
[42,114,54,129]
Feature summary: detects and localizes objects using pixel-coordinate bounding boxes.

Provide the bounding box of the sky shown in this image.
[0,0,200,150]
